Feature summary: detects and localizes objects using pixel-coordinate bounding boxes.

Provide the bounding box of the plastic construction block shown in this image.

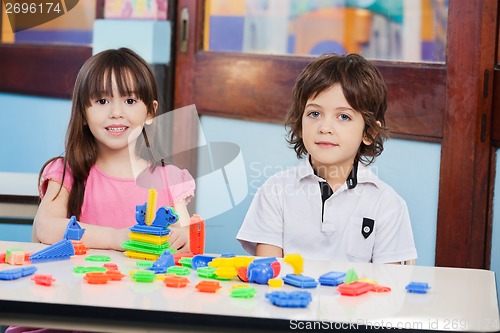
[63,216,85,241]
[283,274,318,289]
[195,280,221,293]
[130,225,170,236]
[106,269,125,281]
[103,263,119,270]
[318,271,346,286]
[191,255,216,270]
[31,274,56,286]
[136,203,147,224]
[72,241,89,255]
[266,291,312,308]
[132,270,156,283]
[189,214,205,255]
[85,255,111,262]
[129,232,169,245]
[152,206,179,228]
[166,266,190,276]
[268,278,284,288]
[6,251,25,265]
[337,281,374,296]
[145,188,158,225]
[283,254,304,275]
[124,250,160,261]
[344,268,359,284]
[122,240,172,255]
[178,257,193,268]
[406,282,430,294]
[247,263,274,285]
[231,286,257,298]
[164,275,189,288]
[174,252,195,266]
[247,257,278,285]
[73,266,107,274]
[29,239,75,263]
[237,266,249,282]
[147,251,175,274]
[197,266,217,279]
[0,266,37,280]
[214,266,237,280]
[84,272,111,284]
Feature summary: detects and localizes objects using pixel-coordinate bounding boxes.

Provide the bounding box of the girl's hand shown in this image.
[168,225,190,253]
[115,227,132,251]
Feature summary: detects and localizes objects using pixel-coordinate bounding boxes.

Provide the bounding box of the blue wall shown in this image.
[491,150,500,308]
[197,116,440,267]
[0,93,70,173]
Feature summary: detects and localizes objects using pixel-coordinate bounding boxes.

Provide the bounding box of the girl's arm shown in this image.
[34,180,129,251]
[167,200,191,252]
[256,243,284,258]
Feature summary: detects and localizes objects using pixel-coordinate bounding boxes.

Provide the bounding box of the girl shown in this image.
[33,48,195,252]
[237,53,416,264]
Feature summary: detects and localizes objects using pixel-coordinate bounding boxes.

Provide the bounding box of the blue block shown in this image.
[266,291,312,308]
[406,281,431,294]
[283,274,318,289]
[29,239,75,263]
[130,225,170,236]
[63,216,85,240]
[191,255,216,270]
[0,266,37,280]
[318,271,346,286]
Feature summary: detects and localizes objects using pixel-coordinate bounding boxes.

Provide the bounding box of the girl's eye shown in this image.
[96,99,108,105]
[125,98,137,105]
[338,113,351,121]
[307,111,321,118]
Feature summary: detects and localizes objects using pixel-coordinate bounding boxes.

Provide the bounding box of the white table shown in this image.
[0,241,498,332]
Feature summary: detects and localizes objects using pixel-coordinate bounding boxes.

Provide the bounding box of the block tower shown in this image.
[122,188,179,260]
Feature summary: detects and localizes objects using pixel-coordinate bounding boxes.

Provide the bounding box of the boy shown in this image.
[236,53,417,263]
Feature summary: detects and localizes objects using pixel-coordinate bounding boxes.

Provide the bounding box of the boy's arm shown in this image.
[256,243,283,258]
[34,180,129,251]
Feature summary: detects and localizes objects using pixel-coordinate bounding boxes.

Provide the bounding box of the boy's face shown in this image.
[301,84,371,178]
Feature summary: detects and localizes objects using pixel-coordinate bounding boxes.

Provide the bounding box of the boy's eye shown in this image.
[338,114,351,121]
[307,111,321,118]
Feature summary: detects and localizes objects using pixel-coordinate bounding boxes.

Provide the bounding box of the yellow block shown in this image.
[128,232,169,245]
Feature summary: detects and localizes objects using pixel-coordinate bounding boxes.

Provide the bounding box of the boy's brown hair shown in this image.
[285,53,389,165]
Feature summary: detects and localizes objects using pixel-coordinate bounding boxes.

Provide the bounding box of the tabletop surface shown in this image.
[0,241,499,333]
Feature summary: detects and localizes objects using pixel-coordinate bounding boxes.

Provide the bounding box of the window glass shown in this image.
[205,0,448,63]
[1,1,95,45]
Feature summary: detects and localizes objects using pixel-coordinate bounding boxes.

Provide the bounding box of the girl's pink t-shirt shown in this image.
[39,158,195,228]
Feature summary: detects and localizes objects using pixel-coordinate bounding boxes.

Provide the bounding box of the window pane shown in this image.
[205,0,448,63]
[1,1,95,45]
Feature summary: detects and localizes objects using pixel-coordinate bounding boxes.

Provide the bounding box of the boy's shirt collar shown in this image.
[297,155,381,189]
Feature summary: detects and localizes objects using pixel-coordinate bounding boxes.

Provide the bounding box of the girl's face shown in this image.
[301,84,370,179]
[85,73,156,156]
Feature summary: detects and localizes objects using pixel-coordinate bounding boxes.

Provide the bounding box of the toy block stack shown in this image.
[122,188,179,261]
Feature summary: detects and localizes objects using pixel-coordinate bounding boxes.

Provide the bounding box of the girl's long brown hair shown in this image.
[40,48,159,220]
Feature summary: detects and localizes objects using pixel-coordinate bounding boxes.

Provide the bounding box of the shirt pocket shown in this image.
[346,216,375,262]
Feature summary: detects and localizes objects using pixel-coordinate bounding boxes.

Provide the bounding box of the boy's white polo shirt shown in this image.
[237,157,417,263]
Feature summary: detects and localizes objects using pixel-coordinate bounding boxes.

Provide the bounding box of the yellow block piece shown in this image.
[145,188,157,225]
[128,232,169,245]
[284,253,304,275]
[268,278,284,288]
